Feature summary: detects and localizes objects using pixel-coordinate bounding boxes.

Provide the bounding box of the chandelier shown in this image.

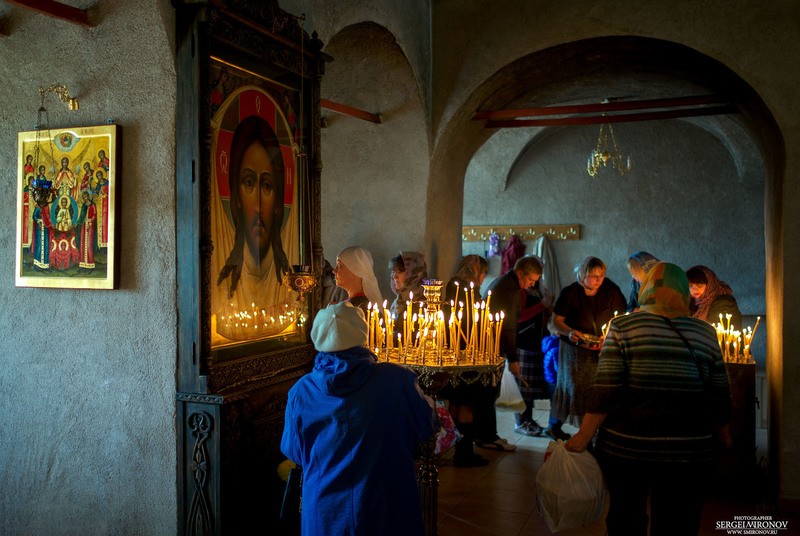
[587,122,632,177]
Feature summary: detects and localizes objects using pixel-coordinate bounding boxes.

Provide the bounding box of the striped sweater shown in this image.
[588,312,731,464]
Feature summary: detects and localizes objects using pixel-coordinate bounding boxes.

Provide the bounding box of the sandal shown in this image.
[475,437,517,452]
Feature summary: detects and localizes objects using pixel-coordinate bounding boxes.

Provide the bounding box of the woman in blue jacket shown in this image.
[281,302,438,536]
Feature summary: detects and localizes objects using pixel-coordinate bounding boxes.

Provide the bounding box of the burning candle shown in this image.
[468,282,475,324]
[403,311,408,351]
[495,311,505,355]
[457,309,466,347]
[480,301,487,355]
[406,297,413,346]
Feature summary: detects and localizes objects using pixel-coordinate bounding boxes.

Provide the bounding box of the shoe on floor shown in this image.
[544,427,572,441]
[453,452,490,467]
[475,437,516,451]
[514,422,544,437]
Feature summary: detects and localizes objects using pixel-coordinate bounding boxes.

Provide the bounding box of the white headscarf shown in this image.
[337,246,383,307]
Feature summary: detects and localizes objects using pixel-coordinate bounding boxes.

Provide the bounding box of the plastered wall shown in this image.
[1,1,799,531]
[0,1,178,533]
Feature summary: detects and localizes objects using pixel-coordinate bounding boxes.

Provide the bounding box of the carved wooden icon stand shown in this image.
[175,1,329,533]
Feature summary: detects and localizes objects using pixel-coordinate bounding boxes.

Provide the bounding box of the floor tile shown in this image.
[436,408,780,536]
[439,503,530,536]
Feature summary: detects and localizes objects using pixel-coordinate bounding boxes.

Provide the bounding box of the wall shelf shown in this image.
[461,224,580,242]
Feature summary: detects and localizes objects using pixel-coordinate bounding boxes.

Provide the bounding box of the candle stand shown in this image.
[713,315,761,499]
[367,279,506,536]
[407,361,503,536]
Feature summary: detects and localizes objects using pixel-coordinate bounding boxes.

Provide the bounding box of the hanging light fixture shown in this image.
[587,122,632,177]
[30,98,57,208]
[29,84,80,207]
[281,14,318,297]
[39,84,79,111]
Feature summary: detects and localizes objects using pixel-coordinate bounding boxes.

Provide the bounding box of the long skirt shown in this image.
[550,342,599,426]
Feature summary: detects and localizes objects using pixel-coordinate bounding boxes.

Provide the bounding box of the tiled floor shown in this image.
[435,407,789,536]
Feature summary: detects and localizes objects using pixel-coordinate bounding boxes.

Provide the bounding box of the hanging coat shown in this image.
[501,234,526,274]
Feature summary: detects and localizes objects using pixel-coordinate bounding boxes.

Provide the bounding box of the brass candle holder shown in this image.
[366,277,505,536]
[281,264,318,295]
[714,314,761,364]
[366,278,506,387]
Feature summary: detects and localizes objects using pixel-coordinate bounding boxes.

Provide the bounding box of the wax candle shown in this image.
[471,314,477,364]
[406,297,413,345]
[480,301,486,355]
[383,301,390,345]
[457,310,466,347]
[496,311,505,355]
[448,314,455,351]
[403,311,408,350]
[472,306,478,355]
[468,282,474,326]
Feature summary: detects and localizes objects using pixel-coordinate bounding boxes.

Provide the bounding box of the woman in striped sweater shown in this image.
[565,262,732,536]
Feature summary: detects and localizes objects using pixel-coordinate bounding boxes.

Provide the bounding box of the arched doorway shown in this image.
[426,34,784,496]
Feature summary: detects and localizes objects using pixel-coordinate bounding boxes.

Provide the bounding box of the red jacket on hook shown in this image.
[501,234,526,274]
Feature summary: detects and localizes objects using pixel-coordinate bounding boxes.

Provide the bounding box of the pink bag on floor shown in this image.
[434,400,462,456]
[535,440,606,532]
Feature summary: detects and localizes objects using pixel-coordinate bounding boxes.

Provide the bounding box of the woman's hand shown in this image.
[568,330,582,344]
[564,430,592,452]
[563,412,607,452]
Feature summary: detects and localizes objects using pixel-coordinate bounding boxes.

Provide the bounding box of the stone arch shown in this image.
[320,21,430,297]
[426,33,785,497]
[427,35,781,280]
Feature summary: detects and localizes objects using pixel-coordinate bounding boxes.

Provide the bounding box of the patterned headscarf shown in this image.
[629,251,660,276]
[453,254,488,286]
[390,251,428,316]
[337,246,383,307]
[627,251,661,312]
[688,265,734,321]
[638,262,690,318]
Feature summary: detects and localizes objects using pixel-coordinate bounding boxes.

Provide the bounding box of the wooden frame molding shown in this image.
[321,98,382,124]
[6,0,92,28]
[473,94,736,128]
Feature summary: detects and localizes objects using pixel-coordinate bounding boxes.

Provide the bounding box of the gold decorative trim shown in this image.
[461,224,580,242]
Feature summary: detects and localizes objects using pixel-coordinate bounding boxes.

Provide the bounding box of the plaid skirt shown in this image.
[516,348,549,403]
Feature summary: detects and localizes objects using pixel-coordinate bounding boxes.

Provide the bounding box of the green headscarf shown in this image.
[638,262,690,318]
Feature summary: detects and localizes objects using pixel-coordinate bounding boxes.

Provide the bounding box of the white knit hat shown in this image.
[310,302,369,353]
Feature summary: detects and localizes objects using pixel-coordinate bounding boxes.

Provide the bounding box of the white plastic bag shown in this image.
[535,440,606,532]
[495,360,526,413]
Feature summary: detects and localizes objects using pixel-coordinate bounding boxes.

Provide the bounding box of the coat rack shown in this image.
[461,224,580,242]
